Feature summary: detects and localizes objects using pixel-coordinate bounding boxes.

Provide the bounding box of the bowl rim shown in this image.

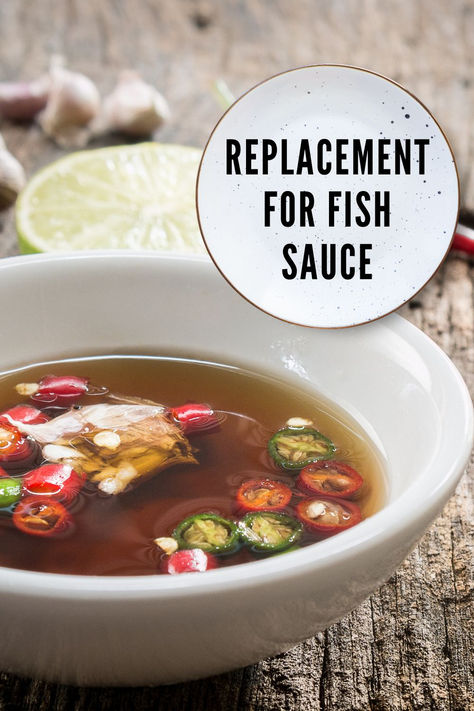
[0,252,471,599]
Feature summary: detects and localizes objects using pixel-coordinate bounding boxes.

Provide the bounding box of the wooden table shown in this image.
[0,2,472,709]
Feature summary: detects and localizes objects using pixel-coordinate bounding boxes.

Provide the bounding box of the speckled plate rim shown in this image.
[196,64,461,329]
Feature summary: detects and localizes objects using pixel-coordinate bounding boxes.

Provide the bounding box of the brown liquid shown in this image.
[0,356,386,576]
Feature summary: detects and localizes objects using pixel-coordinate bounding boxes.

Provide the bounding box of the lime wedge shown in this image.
[16,142,206,254]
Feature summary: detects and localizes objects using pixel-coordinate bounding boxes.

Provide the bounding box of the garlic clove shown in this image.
[38,59,100,148]
[97,477,120,496]
[93,430,121,450]
[154,537,178,556]
[285,417,314,428]
[15,381,40,396]
[96,70,170,137]
[96,463,138,495]
[0,134,26,210]
[0,77,50,121]
[42,444,84,462]
[306,501,326,519]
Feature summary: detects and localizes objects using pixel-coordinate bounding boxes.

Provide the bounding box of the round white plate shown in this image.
[196,65,459,328]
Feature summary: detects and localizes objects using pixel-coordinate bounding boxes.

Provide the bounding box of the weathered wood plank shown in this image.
[0,2,472,710]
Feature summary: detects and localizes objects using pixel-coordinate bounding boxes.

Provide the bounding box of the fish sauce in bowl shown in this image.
[0,356,386,576]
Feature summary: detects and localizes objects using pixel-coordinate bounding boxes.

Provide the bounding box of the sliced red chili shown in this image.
[0,404,50,425]
[23,463,84,502]
[296,497,362,535]
[16,375,89,405]
[164,549,218,574]
[236,479,292,512]
[13,497,72,537]
[0,422,35,470]
[452,230,474,256]
[171,403,219,435]
[37,375,89,405]
[297,461,363,499]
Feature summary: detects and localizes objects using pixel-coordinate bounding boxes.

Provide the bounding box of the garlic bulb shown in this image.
[38,57,100,147]
[97,71,170,136]
[0,134,26,210]
[16,401,196,496]
[0,77,49,121]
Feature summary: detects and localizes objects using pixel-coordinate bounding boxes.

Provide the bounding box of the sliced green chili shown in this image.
[173,513,239,554]
[0,476,22,508]
[239,511,302,552]
[268,427,335,470]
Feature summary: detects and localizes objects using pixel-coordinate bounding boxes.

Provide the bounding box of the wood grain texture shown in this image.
[0,1,472,709]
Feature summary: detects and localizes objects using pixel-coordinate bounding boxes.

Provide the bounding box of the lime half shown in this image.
[16,143,205,254]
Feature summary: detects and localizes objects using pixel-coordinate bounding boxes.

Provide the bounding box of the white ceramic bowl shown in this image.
[0,253,471,686]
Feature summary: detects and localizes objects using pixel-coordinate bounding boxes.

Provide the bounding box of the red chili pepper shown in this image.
[0,422,36,471]
[164,549,218,574]
[0,404,50,425]
[16,375,89,405]
[452,226,474,256]
[236,479,292,512]
[13,496,72,538]
[23,463,84,502]
[34,374,89,405]
[297,461,363,499]
[171,403,219,435]
[296,497,362,535]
